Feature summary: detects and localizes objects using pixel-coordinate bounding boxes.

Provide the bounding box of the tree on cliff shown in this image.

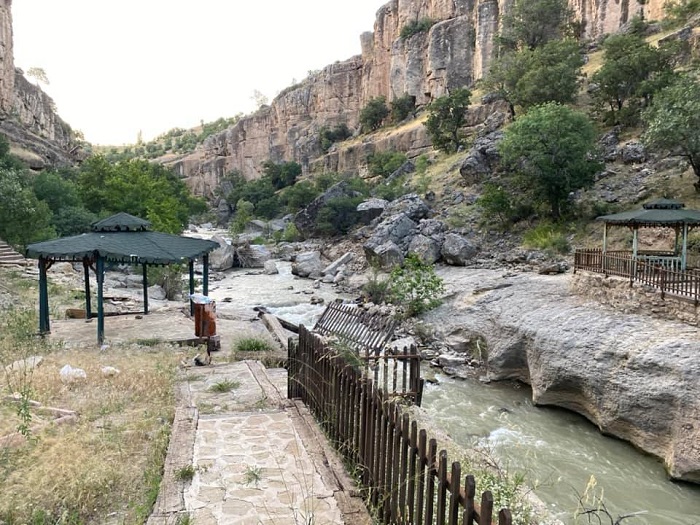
[642,75,700,191]
[499,103,601,220]
[424,87,472,153]
[482,39,583,117]
[360,96,389,132]
[499,0,574,51]
[591,33,679,126]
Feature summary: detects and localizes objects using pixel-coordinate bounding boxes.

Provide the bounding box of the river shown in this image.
[422,372,700,524]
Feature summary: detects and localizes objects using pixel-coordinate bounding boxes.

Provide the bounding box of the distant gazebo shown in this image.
[596,198,700,271]
[26,213,219,344]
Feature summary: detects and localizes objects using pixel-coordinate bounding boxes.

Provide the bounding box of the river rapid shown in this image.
[422,372,700,524]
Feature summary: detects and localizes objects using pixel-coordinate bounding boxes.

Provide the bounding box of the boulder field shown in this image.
[424,268,700,483]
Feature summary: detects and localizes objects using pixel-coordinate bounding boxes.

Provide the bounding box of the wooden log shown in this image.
[260,313,295,348]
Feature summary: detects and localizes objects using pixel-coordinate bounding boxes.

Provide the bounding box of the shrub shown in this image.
[149,264,185,300]
[229,199,254,235]
[319,124,352,152]
[280,181,319,212]
[391,94,417,123]
[368,151,408,178]
[424,87,472,153]
[389,254,445,317]
[362,268,391,304]
[315,196,364,236]
[360,96,389,133]
[478,183,515,228]
[522,223,571,254]
[281,223,301,242]
[400,18,435,39]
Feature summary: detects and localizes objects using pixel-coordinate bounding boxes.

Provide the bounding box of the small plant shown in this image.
[389,254,445,317]
[243,465,263,487]
[362,268,391,304]
[390,93,417,123]
[174,464,196,482]
[176,513,192,525]
[368,150,408,178]
[235,337,274,353]
[208,379,240,393]
[400,17,435,39]
[134,337,163,347]
[478,183,515,228]
[281,222,301,242]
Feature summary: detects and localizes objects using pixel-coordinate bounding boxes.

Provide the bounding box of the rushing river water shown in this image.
[422,372,700,524]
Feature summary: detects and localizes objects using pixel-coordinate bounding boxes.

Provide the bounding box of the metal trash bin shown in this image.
[190,294,216,337]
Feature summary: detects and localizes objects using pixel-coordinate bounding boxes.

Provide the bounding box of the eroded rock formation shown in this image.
[169,0,665,198]
[425,268,700,483]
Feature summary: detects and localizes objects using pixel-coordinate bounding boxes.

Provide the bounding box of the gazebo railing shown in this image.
[574,248,700,305]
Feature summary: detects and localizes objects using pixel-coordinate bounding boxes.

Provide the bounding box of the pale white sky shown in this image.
[12,0,386,146]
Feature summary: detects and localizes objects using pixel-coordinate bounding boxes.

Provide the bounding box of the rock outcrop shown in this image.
[0,1,78,167]
[167,0,666,196]
[425,268,700,483]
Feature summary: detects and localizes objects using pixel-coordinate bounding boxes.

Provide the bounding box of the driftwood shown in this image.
[233,242,257,268]
[254,308,299,333]
[1,395,78,448]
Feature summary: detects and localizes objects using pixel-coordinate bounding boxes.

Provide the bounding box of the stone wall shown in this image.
[571,272,700,326]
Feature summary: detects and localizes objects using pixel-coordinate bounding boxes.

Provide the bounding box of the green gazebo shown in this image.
[597,198,700,271]
[26,213,219,344]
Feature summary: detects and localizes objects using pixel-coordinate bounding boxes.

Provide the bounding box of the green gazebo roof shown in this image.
[26,213,218,264]
[597,200,700,227]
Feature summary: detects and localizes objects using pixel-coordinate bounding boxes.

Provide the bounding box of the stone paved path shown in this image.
[149,358,369,525]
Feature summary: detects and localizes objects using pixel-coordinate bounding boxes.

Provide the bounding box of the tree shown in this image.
[483,39,583,116]
[390,93,417,122]
[262,160,301,190]
[26,67,50,86]
[499,0,573,51]
[0,168,54,246]
[591,33,678,125]
[499,103,601,220]
[424,87,471,153]
[642,76,700,191]
[360,96,389,132]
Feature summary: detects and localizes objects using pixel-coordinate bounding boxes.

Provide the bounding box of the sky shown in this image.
[12,0,387,146]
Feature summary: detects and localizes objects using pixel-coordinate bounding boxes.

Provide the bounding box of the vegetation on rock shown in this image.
[424,87,472,153]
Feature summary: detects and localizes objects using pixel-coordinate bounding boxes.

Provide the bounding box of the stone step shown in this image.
[0,240,27,265]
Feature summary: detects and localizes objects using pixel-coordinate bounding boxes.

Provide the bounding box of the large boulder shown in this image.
[383,193,430,221]
[621,141,647,164]
[364,214,418,254]
[357,198,388,224]
[291,251,324,279]
[365,241,404,269]
[209,235,235,271]
[441,233,478,266]
[459,131,504,184]
[408,234,441,264]
[293,181,361,238]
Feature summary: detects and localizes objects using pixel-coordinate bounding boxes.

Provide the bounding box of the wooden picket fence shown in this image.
[574,248,700,305]
[288,325,512,525]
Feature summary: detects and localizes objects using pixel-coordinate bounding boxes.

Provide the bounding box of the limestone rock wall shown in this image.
[169,0,667,196]
[426,269,700,483]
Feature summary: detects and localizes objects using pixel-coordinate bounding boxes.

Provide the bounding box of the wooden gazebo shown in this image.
[25,213,219,344]
[596,198,700,271]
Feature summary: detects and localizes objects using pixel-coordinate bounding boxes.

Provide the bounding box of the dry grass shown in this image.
[0,312,183,524]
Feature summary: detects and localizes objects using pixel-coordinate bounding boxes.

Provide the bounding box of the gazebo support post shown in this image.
[674,226,680,256]
[38,257,50,334]
[632,227,639,282]
[142,263,149,315]
[97,255,105,345]
[188,260,195,316]
[83,259,92,319]
[203,254,209,297]
[602,223,608,253]
[682,223,688,271]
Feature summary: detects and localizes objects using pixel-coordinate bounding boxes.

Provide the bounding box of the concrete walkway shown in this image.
[149,358,370,525]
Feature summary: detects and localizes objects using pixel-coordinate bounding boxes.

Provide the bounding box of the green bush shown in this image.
[315,196,364,236]
[235,337,274,352]
[319,124,352,152]
[368,151,408,178]
[391,94,417,123]
[478,183,515,228]
[400,18,435,39]
[281,223,301,242]
[360,97,389,133]
[362,268,391,304]
[389,254,445,317]
[424,87,472,153]
[522,224,571,254]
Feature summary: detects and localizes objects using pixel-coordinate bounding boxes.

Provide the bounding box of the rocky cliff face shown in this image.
[0,0,77,168]
[169,0,666,198]
[425,268,700,484]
